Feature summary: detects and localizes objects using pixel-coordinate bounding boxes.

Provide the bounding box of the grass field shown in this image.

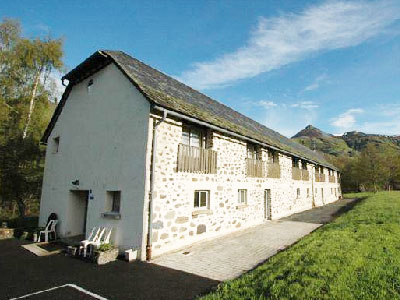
[200,192,400,300]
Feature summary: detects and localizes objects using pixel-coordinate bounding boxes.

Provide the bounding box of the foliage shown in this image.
[97,243,114,252]
[329,144,400,192]
[0,18,63,217]
[293,126,400,192]
[200,192,400,300]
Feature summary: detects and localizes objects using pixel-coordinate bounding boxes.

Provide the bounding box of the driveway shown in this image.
[153,197,360,281]
[0,198,359,300]
[0,239,218,300]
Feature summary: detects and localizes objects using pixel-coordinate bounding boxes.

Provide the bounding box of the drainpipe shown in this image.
[146,108,167,261]
[311,166,315,207]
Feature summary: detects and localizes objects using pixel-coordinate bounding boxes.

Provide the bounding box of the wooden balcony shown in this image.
[177,144,217,174]
[315,173,326,182]
[329,175,336,183]
[246,158,265,177]
[302,169,310,181]
[267,163,281,178]
[292,167,302,180]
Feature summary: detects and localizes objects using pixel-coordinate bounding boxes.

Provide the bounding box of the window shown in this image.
[87,78,94,92]
[307,188,310,198]
[182,125,205,148]
[247,143,261,160]
[53,136,60,153]
[194,190,209,209]
[292,157,300,168]
[107,191,121,213]
[297,188,300,198]
[268,150,279,164]
[238,189,247,204]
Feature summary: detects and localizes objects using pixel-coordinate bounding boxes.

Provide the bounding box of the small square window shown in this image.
[53,136,60,154]
[238,189,247,204]
[194,190,209,209]
[87,78,94,93]
[106,191,121,213]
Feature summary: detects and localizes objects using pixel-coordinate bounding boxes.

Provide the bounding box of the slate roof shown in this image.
[43,50,337,170]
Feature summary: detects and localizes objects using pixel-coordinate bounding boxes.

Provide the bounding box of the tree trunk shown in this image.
[16,196,25,218]
[22,70,41,139]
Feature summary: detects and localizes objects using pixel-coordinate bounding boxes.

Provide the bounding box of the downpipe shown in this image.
[146,109,167,261]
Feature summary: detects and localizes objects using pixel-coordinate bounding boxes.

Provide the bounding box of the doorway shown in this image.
[264,189,272,220]
[69,190,89,237]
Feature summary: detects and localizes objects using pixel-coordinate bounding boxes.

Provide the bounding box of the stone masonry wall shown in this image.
[147,114,341,258]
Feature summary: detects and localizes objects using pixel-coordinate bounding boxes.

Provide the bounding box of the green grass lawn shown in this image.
[201,192,400,300]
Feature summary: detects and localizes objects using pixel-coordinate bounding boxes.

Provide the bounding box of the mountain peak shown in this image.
[292,125,327,139]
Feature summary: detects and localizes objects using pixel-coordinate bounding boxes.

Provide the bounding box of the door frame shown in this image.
[264,189,272,220]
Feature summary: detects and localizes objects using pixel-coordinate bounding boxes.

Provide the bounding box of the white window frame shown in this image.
[182,125,206,148]
[194,190,210,209]
[238,189,247,205]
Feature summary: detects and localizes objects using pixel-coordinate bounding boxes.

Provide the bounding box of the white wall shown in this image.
[39,63,150,252]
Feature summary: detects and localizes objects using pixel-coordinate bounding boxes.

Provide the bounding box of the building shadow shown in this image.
[0,239,219,300]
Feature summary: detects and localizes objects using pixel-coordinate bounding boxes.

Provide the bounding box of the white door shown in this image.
[264,189,272,220]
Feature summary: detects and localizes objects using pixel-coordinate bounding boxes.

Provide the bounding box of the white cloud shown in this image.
[42,70,65,102]
[251,99,319,137]
[291,101,319,109]
[357,104,400,135]
[303,74,328,92]
[256,100,277,109]
[179,0,400,89]
[331,108,364,129]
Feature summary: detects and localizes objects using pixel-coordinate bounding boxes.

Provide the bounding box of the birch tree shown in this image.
[0,18,63,217]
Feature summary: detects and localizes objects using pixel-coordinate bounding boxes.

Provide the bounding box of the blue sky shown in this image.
[3,0,400,137]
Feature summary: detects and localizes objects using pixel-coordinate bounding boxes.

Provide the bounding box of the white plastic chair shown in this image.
[88,227,113,257]
[37,220,58,242]
[80,227,104,257]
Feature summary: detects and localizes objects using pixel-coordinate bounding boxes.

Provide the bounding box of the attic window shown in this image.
[268,150,279,164]
[247,143,261,160]
[53,136,60,154]
[292,157,300,168]
[87,79,94,92]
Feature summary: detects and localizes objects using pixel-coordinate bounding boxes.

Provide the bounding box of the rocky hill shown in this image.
[292,125,400,157]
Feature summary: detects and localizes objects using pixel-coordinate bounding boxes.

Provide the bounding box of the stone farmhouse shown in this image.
[39,50,341,261]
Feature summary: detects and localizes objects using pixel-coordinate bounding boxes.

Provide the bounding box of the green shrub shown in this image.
[97,243,114,252]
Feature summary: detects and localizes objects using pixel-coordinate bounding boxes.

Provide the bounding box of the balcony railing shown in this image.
[245,159,281,178]
[246,158,265,177]
[302,169,310,181]
[292,167,302,180]
[267,162,281,178]
[177,144,217,174]
[315,173,326,182]
[329,175,336,183]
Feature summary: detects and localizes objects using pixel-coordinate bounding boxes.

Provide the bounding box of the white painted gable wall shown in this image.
[39,63,150,251]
